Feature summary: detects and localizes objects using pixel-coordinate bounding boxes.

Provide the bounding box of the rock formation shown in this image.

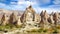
[20,5,35,24]
[35,14,41,23]
[53,12,59,25]
[0,6,60,28]
[17,16,22,26]
[44,10,49,23]
[48,15,54,24]
[58,13,60,25]
[40,10,50,26]
[40,10,45,24]
[20,5,41,28]
[0,13,9,25]
[8,12,17,24]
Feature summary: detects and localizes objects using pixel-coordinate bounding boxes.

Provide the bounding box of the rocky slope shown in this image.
[0,6,60,34]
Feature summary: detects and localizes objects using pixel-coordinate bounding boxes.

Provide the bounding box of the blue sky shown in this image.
[0,0,60,13]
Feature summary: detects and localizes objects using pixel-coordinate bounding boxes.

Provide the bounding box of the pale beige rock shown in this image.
[48,15,54,24]
[40,10,50,29]
[35,14,41,23]
[40,10,49,24]
[20,5,35,24]
[44,10,49,23]
[1,13,9,25]
[17,16,22,26]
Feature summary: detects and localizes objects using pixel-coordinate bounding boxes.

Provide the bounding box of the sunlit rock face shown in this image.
[0,13,9,25]
[20,6,40,29]
[44,10,49,23]
[17,16,22,26]
[40,10,50,29]
[8,13,17,24]
[48,15,54,24]
[20,6,35,24]
[35,14,41,23]
[40,10,49,24]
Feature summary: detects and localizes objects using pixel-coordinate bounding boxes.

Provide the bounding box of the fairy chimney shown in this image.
[40,10,44,23]
[40,10,49,23]
[20,5,35,24]
[1,13,9,25]
[53,12,59,25]
[40,10,50,28]
[17,16,22,26]
[35,14,41,23]
[48,15,54,24]
[44,10,49,22]
[9,12,17,24]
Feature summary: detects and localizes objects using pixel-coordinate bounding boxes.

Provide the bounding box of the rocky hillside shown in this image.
[0,6,60,34]
[0,5,60,27]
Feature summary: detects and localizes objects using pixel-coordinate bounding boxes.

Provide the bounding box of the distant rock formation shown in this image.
[35,14,41,23]
[40,10,44,24]
[16,16,22,26]
[40,10,49,24]
[48,15,54,24]
[0,6,60,28]
[40,10,51,29]
[0,13,9,25]
[53,12,59,25]
[8,12,17,24]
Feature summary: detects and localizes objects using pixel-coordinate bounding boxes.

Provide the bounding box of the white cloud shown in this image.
[18,0,25,1]
[33,7,60,13]
[10,2,17,5]
[0,0,60,13]
[53,0,60,5]
[9,0,38,10]
[9,0,37,10]
[9,5,26,10]
[0,3,6,6]
[48,5,60,8]
[18,1,37,6]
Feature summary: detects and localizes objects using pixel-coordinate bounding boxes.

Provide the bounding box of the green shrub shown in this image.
[31,29,37,32]
[43,29,47,32]
[53,28,58,34]
[37,28,43,32]
[0,25,7,31]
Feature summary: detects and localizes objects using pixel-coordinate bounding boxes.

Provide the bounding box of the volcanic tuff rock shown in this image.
[53,12,59,25]
[0,13,9,25]
[20,5,35,23]
[8,12,18,24]
[16,16,22,26]
[48,15,54,24]
[35,14,41,23]
[0,6,60,28]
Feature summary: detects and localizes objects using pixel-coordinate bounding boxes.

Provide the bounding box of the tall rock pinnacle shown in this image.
[20,5,35,23]
[9,12,17,24]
